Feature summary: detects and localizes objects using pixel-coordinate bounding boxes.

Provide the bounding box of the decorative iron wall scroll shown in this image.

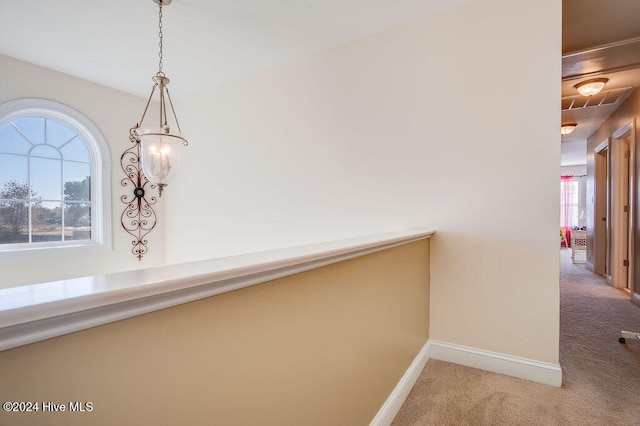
[121,127,158,260]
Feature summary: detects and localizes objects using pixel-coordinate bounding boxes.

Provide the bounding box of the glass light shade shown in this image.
[136,127,184,187]
[574,78,608,97]
[561,123,577,136]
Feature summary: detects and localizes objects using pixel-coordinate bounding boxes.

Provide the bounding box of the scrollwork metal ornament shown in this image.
[121,127,159,260]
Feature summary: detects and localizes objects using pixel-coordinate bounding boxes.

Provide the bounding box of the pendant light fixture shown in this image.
[134,0,187,196]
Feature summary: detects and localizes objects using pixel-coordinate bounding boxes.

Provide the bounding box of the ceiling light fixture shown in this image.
[133,0,187,197]
[574,78,609,97]
[561,123,577,136]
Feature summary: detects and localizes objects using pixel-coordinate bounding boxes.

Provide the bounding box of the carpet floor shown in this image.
[392,248,640,425]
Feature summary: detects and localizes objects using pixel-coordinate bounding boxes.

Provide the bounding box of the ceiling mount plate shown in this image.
[152,0,172,5]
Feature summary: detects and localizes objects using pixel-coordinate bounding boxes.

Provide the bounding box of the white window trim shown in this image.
[0,98,111,258]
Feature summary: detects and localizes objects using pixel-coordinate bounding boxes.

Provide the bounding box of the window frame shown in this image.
[0,98,111,258]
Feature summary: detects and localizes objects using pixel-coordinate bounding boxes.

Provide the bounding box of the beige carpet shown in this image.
[392,249,640,425]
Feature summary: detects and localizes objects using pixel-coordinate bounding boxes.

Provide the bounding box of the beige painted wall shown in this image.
[0,240,430,426]
[168,0,561,364]
[587,90,640,154]
[0,55,165,288]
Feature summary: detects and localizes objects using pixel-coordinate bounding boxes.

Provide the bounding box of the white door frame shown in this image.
[610,124,631,289]
[612,119,639,294]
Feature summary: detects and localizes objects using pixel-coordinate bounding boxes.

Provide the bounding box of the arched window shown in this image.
[0,99,111,256]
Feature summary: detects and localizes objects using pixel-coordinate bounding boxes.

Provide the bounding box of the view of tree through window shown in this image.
[0,116,92,245]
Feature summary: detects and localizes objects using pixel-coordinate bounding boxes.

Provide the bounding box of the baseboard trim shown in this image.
[370,341,431,426]
[371,339,562,425]
[428,340,562,387]
[585,261,595,273]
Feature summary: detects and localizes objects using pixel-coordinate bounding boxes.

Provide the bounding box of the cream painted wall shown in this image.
[0,55,165,288]
[167,0,561,363]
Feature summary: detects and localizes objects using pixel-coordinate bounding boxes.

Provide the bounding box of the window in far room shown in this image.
[560,174,587,232]
[560,176,580,228]
[0,99,111,257]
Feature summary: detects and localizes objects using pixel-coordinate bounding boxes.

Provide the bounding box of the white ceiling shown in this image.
[0,0,472,99]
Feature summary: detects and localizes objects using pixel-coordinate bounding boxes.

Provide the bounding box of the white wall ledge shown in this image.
[0,229,433,351]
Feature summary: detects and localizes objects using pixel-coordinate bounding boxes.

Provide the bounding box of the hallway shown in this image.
[392,248,640,425]
[559,248,640,421]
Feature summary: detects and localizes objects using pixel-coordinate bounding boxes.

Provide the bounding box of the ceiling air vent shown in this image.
[562,87,633,111]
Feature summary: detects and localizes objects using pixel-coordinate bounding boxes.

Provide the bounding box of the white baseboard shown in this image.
[370,341,431,426]
[428,340,562,387]
[371,339,563,425]
[585,261,595,273]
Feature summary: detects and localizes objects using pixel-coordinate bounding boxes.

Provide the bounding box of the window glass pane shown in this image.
[46,118,77,148]
[0,124,32,154]
[64,162,91,201]
[65,203,91,240]
[560,179,581,228]
[0,200,29,244]
[0,178,30,202]
[0,154,28,188]
[60,137,90,162]
[32,201,62,242]
[31,157,62,201]
[31,144,61,160]
[13,117,45,145]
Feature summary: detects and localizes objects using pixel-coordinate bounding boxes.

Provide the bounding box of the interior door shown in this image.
[620,136,630,289]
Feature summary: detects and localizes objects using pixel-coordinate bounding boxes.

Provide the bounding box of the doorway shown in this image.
[611,128,631,290]
[593,128,634,290]
[610,121,638,299]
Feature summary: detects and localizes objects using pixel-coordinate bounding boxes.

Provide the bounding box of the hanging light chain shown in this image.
[158,3,164,74]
